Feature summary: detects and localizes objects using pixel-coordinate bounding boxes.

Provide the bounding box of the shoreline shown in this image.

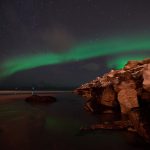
[0,91,72,104]
[0,90,73,95]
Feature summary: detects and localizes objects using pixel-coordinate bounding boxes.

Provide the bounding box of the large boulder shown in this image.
[25,95,56,104]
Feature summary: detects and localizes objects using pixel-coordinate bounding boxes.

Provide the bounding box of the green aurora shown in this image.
[1,34,150,78]
[108,55,148,69]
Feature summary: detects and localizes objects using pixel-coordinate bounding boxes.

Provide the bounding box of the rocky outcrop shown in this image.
[74,58,150,113]
[25,95,56,104]
[75,58,150,142]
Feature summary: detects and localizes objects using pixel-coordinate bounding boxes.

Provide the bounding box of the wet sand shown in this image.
[0,92,150,150]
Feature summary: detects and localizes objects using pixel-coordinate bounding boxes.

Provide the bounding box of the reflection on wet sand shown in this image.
[0,106,46,150]
[0,93,150,150]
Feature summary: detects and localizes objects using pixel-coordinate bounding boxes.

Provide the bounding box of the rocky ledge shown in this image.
[75,58,150,113]
[74,58,150,143]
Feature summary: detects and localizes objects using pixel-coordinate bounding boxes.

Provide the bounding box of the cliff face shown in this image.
[75,58,150,114]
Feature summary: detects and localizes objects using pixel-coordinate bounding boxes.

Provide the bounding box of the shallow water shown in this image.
[0,92,149,150]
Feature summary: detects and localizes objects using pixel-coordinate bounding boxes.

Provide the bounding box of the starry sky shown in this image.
[0,0,150,90]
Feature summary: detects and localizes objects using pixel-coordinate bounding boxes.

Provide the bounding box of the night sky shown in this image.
[0,0,150,90]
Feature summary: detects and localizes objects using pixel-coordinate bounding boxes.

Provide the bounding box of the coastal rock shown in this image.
[25,95,56,104]
[75,58,150,142]
[124,60,142,70]
[100,86,116,107]
[118,88,138,114]
[143,64,150,92]
[75,58,150,113]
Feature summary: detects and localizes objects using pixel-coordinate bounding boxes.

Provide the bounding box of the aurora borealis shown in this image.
[1,1,150,149]
[0,0,150,89]
[1,34,150,78]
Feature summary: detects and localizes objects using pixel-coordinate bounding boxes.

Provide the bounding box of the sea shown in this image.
[0,91,150,150]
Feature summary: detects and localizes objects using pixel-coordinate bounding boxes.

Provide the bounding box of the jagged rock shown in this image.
[80,108,150,143]
[74,58,150,113]
[75,58,150,142]
[25,95,56,104]
[124,60,142,70]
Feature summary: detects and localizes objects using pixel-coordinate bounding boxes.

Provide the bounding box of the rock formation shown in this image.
[74,58,150,143]
[25,95,56,104]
